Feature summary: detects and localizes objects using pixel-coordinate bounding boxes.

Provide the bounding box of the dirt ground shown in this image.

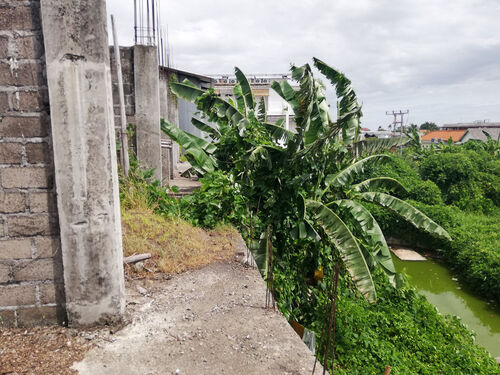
[73,260,323,375]
[1,258,324,375]
[0,325,107,374]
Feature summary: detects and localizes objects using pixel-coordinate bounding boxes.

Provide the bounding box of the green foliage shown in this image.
[419,148,500,211]
[119,155,180,217]
[365,156,444,205]
[179,171,249,229]
[420,121,438,131]
[159,60,500,374]
[331,273,500,374]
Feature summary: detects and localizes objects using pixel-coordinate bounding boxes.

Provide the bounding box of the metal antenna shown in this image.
[151,0,156,46]
[133,0,137,44]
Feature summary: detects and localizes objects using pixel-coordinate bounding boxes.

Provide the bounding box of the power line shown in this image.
[386,110,409,134]
[386,110,409,154]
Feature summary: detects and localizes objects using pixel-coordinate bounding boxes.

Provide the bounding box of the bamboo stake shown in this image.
[111,15,130,177]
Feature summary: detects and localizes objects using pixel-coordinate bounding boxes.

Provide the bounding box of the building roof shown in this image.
[421,130,467,143]
[441,122,500,129]
[463,128,500,142]
[159,66,213,84]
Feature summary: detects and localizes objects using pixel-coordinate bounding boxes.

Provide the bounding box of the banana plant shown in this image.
[164,60,451,304]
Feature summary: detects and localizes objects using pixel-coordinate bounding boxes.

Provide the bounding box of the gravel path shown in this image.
[72,261,324,375]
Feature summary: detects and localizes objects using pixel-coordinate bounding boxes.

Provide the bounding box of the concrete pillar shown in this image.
[40,0,125,325]
[134,45,161,181]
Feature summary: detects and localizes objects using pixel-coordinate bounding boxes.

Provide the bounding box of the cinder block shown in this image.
[0,62,45,87]
[29,192,57,213]
[39,282,65,304]
[35,236,60,258]
[0,239,32,260]
[0,115,49,138]
[25,142,50,164]
[0,191,26,213]
[14,34,44,59]
[7,214,57,237]
[0,285,35,306]
[1,167,52,188]
[0,263,9,283]
[0,142,23,164]
[17,306,65,327]
[0,310,16,327]
[13,258,55,281]
[0,92,8,112]
[0,35,8,59]
[0,5,40,31]
[12,90,47,111]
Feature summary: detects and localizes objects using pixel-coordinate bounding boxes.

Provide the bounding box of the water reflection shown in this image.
[393,255,500,357]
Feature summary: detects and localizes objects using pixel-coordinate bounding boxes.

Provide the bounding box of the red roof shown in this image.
[421,130,466,142]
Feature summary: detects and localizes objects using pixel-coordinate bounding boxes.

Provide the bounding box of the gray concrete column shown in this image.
[40,0,125,325]
[134,45,161,181]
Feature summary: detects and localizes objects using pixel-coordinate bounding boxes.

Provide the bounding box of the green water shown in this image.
[393,255,500,357]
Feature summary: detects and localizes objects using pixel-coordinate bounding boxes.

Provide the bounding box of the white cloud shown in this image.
[106,0,500,129]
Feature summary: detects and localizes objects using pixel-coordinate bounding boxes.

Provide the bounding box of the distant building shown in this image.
[361,130,398,139]
[421,130,467,146]
[441,121,500,130]
[209,74,298,131]
[460,128,500,143]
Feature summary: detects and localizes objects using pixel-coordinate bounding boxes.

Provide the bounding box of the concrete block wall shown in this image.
[0,0,64,327]
[110,45,176,181]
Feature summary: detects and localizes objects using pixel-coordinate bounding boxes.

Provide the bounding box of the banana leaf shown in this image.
[160,119,216,175]
[360,192,451,241]
[313,58,361,144]
[257,97,267,122]
[170,79,205,102]
[352,177,407,194]
[191,117,220,140]
[306,199,376,302]
[263,121,294,144]
[233,84,246,114]
[353,136,409,156]
[324,155,390,191]
[235,67,255,110]
[331,199,396,282]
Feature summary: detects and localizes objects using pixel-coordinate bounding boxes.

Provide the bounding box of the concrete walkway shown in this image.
[390,247,427,261]
[72,261,324,375]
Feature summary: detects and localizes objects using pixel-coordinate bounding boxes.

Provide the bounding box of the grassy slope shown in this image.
[122,207,238,275]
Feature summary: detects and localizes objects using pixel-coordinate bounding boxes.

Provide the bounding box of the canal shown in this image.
[393,255,500,358]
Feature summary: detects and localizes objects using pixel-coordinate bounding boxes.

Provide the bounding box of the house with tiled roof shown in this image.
[421,130,467,147]
[461,128,500,143]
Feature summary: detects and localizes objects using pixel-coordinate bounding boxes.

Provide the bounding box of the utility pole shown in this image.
[386,110,409,154]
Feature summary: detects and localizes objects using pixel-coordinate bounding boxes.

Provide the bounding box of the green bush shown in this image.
[366,156,443,205]
[330,273,500,374]
[180,171,250,229]
[419,148,500,211]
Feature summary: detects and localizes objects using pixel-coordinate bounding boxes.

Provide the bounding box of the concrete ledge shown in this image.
[390,247,427,261]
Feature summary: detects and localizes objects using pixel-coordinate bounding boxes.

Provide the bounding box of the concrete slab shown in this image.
[72,261,325,375]
[391,247,427,261]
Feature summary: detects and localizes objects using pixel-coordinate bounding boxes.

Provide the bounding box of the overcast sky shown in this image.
[106,0,500,130]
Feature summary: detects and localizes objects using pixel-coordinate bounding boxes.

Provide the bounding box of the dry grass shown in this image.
[121,207,239,276]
